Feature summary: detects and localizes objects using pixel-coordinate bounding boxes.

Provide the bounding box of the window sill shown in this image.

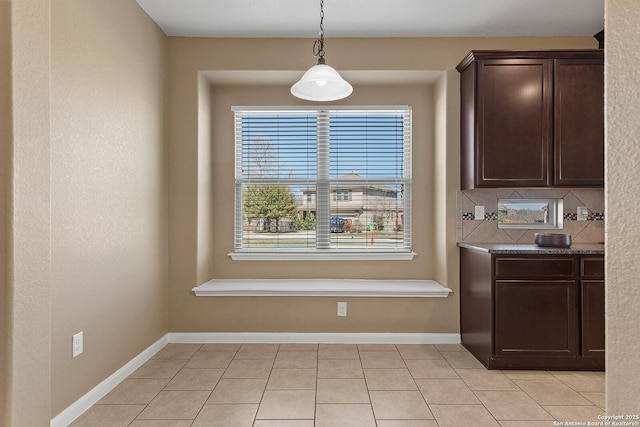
[192,279,452,298]
[228,250,417,261]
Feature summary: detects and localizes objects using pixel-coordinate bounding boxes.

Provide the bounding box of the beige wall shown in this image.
[197,74,215,285]
[0,2,11,423]
[3,1,170,421]
[605,0,640,413]
[168,36,597,333]
[433,70,461,330]
[49,0,168,417]
[4,1,52,425]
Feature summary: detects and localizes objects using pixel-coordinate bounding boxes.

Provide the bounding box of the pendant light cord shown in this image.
[290,0,352,101]
[313,0,326,64]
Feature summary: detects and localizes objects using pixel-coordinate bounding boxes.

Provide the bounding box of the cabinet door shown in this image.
[554,58,605,186]
[475,59,553,187]
[460,248,493,367]
[495,280,579,357]
[581,280,605,355]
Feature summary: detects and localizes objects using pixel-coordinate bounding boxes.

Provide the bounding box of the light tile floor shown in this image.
[70,343,605,427]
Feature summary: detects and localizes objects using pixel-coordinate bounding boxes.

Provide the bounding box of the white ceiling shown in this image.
[136,0,604,38]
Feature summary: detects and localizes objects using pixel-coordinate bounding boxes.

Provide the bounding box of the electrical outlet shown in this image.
[577,206,589,221]
[474,205,485,220]
[337,302,347,317]
[72,332,83,358]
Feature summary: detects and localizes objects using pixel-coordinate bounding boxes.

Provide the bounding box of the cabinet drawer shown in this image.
[495,257,575,278]
[581,258,604,278]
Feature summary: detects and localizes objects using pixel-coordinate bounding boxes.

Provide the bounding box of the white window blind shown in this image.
[233,106,412,257]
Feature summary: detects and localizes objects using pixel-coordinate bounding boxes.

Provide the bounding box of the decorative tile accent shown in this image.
[563,212,605,221]
[463,211,605,222]
[462,212,475,221]
[484,213,497,221]
[459,188,604,244]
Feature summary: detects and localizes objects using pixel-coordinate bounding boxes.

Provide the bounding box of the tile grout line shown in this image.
[512,371,604,417]
[401,343,434,416]
[132,344,199,425]
[431,346,500,426]
[188,343,232,425]
[358,344,377,426]
[184,343,206,427]
[506,371,562,422]
[313,344,319,426]
[249,343,278,426]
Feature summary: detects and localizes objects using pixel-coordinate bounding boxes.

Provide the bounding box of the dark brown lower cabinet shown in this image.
[581,256,606,356]
[495,280,578,357]
[460,248,604,370]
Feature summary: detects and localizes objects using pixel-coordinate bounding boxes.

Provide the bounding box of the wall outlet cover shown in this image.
[73,331,83,358]
[337,302,347,317]
[577,206,589,221]
[474,205,485,220]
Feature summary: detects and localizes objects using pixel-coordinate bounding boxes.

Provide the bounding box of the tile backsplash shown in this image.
[457,188,604,244]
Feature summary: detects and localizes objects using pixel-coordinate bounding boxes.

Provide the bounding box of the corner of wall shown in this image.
[7,1,52,425]
[433,70,461,292]
[50,0,170,418]
[0,2,12,424]
[196,73,215,285]
[605,0,640,413]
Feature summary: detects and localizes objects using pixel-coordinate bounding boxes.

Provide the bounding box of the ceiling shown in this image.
[136,0,604,38]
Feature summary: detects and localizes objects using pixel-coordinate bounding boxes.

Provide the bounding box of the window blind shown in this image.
[233,106,412,254]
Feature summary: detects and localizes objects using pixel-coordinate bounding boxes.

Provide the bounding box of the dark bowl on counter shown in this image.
[534,233,572,248]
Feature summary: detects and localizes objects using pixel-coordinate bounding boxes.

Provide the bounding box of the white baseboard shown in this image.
[50,334,169,427]
[51,331,460,426]
[169,332,461,345]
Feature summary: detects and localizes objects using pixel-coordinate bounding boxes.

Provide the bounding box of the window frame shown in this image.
[230,105,415,261]
[497,198,564,230]
[336,190,350,201]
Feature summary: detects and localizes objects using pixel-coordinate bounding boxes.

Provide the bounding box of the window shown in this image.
[497,198,564,229]
[232,106,413,260]
[336,190,350,201]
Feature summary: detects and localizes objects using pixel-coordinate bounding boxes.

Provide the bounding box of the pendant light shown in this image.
[291,0,353,102]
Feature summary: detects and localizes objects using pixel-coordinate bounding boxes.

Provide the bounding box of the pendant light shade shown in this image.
[291,0,352,102]
[291,61,353,101]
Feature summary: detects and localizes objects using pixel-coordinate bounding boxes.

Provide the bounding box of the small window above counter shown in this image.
[497,198,563,229]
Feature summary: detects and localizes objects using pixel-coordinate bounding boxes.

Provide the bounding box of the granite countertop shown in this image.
[457,242,604,255]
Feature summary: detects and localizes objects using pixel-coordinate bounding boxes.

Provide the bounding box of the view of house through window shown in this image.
[233,106,412,254]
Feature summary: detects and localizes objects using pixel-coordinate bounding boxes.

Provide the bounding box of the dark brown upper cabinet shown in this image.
[457,50,604,189]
